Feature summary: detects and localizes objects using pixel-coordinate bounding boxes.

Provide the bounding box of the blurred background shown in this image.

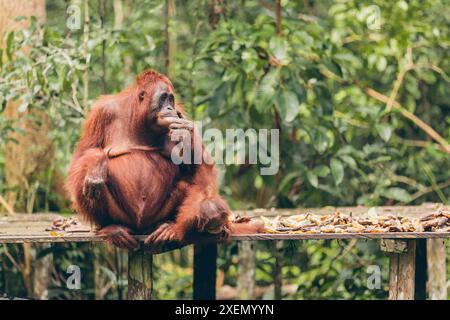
[0,0,448,299]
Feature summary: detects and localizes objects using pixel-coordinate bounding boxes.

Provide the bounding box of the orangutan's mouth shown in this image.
[159,110,178,118]
[207,226,223,234]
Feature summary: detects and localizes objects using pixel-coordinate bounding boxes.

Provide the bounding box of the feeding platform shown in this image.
[0,203,448,300]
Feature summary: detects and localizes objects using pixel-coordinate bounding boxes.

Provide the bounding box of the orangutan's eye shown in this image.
[159,93,168,105]
[139,91,145,101]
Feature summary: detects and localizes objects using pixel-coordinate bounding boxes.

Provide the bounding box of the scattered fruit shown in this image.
[261,208,450,234]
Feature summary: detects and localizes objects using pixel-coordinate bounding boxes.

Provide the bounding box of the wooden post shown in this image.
[127,246,152,300]
[427,239,447,299]
[273,240,283,300]
[193,243,217,300]
[237,241,256,299]
[381,239,416,300]
[414,239,427,300]
[31,243,53,299]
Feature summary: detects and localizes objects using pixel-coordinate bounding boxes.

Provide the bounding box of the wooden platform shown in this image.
[0,204,448,300]
[0,204,449,243]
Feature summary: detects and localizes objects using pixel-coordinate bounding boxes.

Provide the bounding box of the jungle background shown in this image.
[0,0,449,299]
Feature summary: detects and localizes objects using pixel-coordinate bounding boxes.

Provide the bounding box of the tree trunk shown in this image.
[165,0,176,79]
[0,0,54,299]
[275,0,281,35]
[0,0,51,213]
[113,0,123,30]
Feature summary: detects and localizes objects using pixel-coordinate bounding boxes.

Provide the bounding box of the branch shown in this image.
[409,179,450,202]
[388,173,418,188]
[386,47,413,112]
[365,88,450,154]
[0,194,15,215]
[2,245,22,272]
[320,67,450,154]
[398,138,447,153]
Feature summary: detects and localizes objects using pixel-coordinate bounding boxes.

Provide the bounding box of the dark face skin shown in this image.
[155,91,181,129]
[139,81,194,151]
[143,83,181,133]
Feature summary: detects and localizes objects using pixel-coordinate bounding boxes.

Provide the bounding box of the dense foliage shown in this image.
[0,0,448,299]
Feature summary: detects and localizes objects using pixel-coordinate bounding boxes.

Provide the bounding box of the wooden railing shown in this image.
[0,204,448,300]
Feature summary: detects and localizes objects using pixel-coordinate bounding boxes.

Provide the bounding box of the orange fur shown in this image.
[66,69,260,249]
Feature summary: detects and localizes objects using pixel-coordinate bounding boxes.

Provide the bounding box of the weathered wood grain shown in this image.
[380,239,408,253]
[127,246,152,300]
[237,241,256,299]
[388,240,416,300]
[0,204,449,244]
[426,239,447,299]
[1,231,450,243]
[1,205,448,301]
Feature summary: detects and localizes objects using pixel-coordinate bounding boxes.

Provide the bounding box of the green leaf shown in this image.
[313,165,330,177]
[381,187,411,203]
[306,171,319,188]
[5,31,14,61]
[376,124,392,142]
[58,65,68,91]
[330,158,344,185]
[323,58,343,77]
[256,69,278,113]
[276,90,299,123]
[208,83,228,116]
[254,175,263,189]
[279,172,299,193]
[311,128,331,154]
[269,37,290,65]
[289,78,305,102]
[339,155,357,169]
[313,84,333,115]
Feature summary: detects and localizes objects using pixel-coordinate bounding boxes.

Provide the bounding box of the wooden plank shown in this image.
[193,243,217,300]
[127,246,152,300]
[237,241,256,299]
[1,204,449,244]
[427,239,447,299]
[1,231,450,243]
[387,240,416,300]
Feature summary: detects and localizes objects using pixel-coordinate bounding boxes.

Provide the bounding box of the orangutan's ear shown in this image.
[138,91,145,102]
